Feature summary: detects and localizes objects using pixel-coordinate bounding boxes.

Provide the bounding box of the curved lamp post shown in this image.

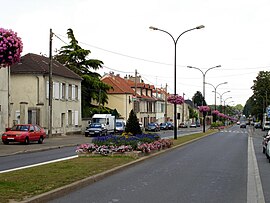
[187,65,221,105]
[206,82,227,110]
[215,90,231,112]
[149,25,205,140]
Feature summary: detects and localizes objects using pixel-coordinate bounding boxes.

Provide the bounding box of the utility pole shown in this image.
[134,69,138,113]
[48,28,53,137]
[182,93,185,122]
[165,83,168,122]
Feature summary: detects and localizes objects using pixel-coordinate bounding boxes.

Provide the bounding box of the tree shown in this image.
[125,110,142,135]
[250,71,270,121]
[192,91,206,106]
[54,29,112,117]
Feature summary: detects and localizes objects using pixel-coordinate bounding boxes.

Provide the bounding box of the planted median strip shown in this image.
[0,129,217,203]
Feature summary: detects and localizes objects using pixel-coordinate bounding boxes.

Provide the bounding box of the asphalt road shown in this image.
[49,126,249,203]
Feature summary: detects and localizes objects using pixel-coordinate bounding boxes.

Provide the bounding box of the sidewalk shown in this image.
[0,134,91,157]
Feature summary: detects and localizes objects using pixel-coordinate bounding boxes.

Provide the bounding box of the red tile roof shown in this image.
[102,74,134,94]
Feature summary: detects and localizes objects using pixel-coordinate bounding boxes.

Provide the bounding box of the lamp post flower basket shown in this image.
[167,94,184,105]
[212,110,220,115]
[0,28,23,67]
[198,106,210,113]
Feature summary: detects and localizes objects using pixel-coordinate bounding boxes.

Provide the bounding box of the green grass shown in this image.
[0,129,217,203]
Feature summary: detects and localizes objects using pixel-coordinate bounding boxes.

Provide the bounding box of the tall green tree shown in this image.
[192,91,206,106]
[125,110,142,135]
[250,71,270,121]
[54,29,112,117]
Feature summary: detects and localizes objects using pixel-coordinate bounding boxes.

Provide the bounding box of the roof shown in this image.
[102,74,134,94]
[10,53,82,80]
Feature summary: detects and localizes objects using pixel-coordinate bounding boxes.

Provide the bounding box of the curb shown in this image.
[21,131,216,203]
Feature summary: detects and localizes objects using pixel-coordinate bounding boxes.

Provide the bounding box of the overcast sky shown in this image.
[3,0,270,106]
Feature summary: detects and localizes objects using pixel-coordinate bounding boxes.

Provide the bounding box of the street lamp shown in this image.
[187,65,221,105]
[150,25,205,140]
[205,82,227,110]
[215,90,230,112]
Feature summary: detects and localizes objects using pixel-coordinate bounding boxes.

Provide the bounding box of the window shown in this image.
[61,83,66,99]
[68,84,72,100]
[72,85,75,100]
[54,82,60,99]
[46,81,49,99]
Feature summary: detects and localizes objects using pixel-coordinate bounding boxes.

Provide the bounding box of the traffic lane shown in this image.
[0,146,77,171]
[50,129,248,203]
[252,129,270,203]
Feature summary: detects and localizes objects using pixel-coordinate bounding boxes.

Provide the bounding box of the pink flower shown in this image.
[167,94,184,105]
[0,28,23,67]
[198,106,210,112]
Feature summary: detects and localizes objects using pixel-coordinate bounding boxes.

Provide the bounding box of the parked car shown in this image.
[190,123,197,128]
[240,122,246,128]
[115,120,125,134]
[139,122,144,132]
[254,122,262,129]
[179,122,188,128]
[262,131,270,154]
[262,121,270,131]
[1,124,46,145]
[166,122,174,130]
[236,121,240,125]
[146,123,160,132]
[85,123,107,137]
[160,122,168,130]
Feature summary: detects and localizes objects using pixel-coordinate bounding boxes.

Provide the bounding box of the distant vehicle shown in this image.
[85,123,107,137]
[240,122,246,128]
[139,122,144,131]
[237,121,240,125]
[146,123,160,132]
[179,122,188,128]
[196,122,201,127]
[262,121,270,131]
[190,123,197,128]
[254,122,262,129]
[91,114,115,134]
[160,123,168,130]
[2,124,46,145]
[166,122,174,130]
[115,119,126,134]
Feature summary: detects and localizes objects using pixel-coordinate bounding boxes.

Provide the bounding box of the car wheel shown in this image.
[38,136,44,144]
[24,137,29,145]
[3,141,9,145]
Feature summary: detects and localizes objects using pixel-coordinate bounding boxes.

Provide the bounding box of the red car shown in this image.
[2,124,46,145]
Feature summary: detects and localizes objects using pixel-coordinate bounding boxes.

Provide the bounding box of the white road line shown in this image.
[0,155,78,174]
[247,135,265,203]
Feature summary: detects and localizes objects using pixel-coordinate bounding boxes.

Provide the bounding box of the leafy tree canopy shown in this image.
[192,91,206,106]
[54,28,112,117]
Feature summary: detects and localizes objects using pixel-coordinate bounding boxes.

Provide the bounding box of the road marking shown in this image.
[247,135,265,203]
[0,155,78,174]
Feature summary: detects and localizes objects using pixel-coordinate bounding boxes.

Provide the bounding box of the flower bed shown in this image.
[76,134,173,157]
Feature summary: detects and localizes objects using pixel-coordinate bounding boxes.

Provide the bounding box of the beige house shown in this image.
[0,67,9,134]
[9,53,82,135]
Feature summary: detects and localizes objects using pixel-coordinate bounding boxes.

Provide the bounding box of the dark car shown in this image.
[85,123,107,137]
[2,124,46,145]
[160,123,168,130]
[240,122,246,128]
[179,122,188,128]
[147,123,160,132]
[254,122,262,129]
[166,122,174,130]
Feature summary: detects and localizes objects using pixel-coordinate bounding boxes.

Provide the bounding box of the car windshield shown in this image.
[89,123,102,128]
[116,122,123,127]
[148,123,156,126]
[160,123,166,126]
[11,125,29,131]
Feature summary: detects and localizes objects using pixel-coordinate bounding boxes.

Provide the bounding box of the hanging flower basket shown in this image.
[212,110,220,115]
[0,28,23,67]
[167,94,184,105]
[198,106,210,112]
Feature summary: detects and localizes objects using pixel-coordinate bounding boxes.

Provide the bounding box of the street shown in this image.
[49,125,253,203]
